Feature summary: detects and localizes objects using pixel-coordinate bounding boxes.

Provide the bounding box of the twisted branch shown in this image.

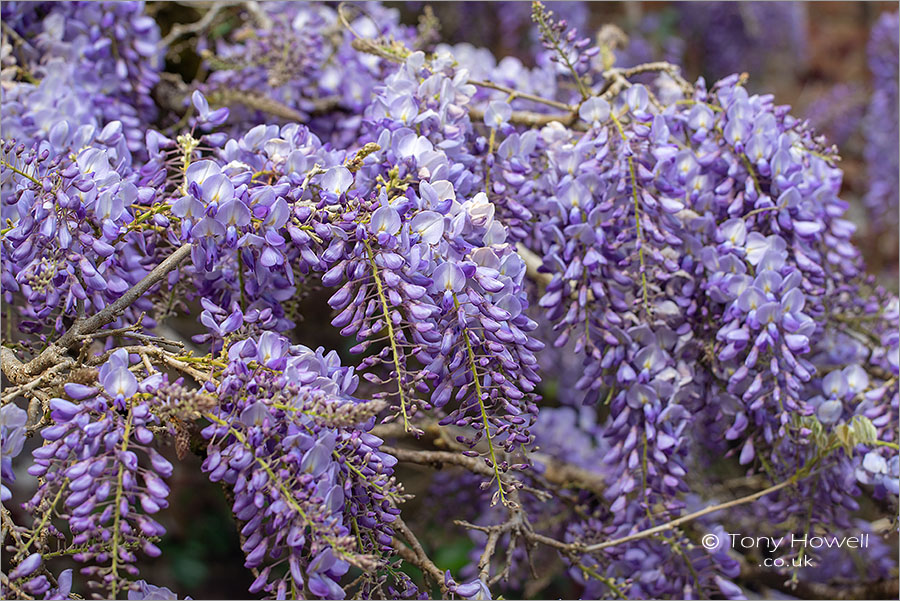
[1,243,192,384]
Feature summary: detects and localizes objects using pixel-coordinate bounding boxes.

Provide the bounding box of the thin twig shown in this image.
[468,79,574,112]
[159,3,238,48]
[393,516,448,596]
[1,359,73,405]
[242,1,272,29]
[2,243,192,383]
[382,445,495,478]
[582,478,797,552]
[469,106,581,130]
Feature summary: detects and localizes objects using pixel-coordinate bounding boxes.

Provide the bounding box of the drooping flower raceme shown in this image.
[200,334,406,600]
[21,350,172,598]
[1,403,27,502]
[864,11,900,228]
[1,2,897,600]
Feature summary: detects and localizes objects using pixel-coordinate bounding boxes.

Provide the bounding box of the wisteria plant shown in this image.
[1,2,897,600]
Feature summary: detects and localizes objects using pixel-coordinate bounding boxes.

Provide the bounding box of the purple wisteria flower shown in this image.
[864,11,900,229]
[1,402,27,501]
[201,333,403,599]
[128,581,193,600]
[1,2,897,600]
[23,352,171,596]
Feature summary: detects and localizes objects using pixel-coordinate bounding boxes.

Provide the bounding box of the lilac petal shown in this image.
[739,438,755,465]
[192,90,210,118]
[185,160,221,187]
[823,370,848,399]
[578,97,610,124]
[370,206,401,236]
[817,400,843,425]
[144,473,170,499]
[484,101,512,128]
[201,174,235,204]
[102,366,138,399]
[794,221,823,236]
[409,210,444,244]
[217,199,251,227]
[863,452,888,474]
[322,166,352,195]
[301,443,331,478]
[431,263,465,293]
[714,576,743,599]
[64,383,98,400]
[9,553,42,580]
[308,574,345,600]
[784,334,809,353]
[50,398,81,420]
[56,569,73,597]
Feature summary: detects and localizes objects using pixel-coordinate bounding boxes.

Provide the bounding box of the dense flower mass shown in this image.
[20,350,172,598]
[864,11,900,229]
[1,1,161,154]
[677,2,809,80]
[200,334,404,599]
[1,2,897,600]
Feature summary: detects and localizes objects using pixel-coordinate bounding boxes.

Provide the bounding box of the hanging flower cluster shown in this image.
[1,2,897,600]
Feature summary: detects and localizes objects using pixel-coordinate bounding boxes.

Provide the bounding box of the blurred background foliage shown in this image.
[7,2,896,599]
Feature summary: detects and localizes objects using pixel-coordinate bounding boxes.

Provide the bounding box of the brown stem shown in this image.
[469,106,581,130]
[393,516,448,597]
[582,478,797,552]
[468,79,574,112]
[1,243,192,383]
